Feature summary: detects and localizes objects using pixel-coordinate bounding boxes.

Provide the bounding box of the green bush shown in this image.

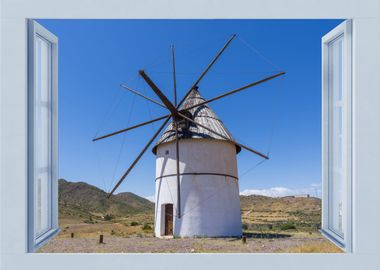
[130,221,139,226]
[142,223,152,231]
[104,214,113,221]
[280,222,296,230]
[83,219,94,224]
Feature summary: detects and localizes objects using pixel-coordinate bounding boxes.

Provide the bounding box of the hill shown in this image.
[59,179,321,231]
[39,180,333,253]
[58,179,154,220]
[240,194,321,231]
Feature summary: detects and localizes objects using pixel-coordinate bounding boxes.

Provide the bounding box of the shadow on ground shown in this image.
[243,232,292,239]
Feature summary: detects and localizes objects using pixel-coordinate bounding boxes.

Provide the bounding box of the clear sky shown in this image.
[38,19,342,199]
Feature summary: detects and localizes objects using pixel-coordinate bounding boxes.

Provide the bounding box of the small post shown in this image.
[242,235,247,244]
[99,234,104,244]
[71,233,74,238]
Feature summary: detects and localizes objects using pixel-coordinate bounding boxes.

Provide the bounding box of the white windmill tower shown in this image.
[152,87,243,237]
[93,34,285,237]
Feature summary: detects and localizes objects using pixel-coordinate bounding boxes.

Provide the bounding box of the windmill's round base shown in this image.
[154,140,242,238]
[154,139,242,238]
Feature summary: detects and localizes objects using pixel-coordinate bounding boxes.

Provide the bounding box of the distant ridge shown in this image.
[240,194,321,230]
[58,179,154,219]
[240,194,321,213]
[59,179,321,229]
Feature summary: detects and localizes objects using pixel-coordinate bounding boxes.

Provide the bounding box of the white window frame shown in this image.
[1,1,380,270]
[27,20,59,252]
[321,20,352,252]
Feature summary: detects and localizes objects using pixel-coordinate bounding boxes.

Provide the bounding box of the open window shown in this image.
[321,20,352,251]
[23,18,354,253]
[27,20,59,252]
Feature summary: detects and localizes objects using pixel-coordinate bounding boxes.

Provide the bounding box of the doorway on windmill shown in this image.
[164,203,174,236]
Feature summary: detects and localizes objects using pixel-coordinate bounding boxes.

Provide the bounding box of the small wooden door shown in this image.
[164,204,173,236]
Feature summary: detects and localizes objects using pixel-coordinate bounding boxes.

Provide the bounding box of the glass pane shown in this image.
[328,35,345,237]
[34,36,51,238]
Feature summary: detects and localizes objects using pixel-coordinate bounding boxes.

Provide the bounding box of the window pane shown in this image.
[328,35,345,237]
[34,36,51,237]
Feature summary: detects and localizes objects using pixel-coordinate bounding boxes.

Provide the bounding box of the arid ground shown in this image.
[39,220,340,253]
[39,180,341,253]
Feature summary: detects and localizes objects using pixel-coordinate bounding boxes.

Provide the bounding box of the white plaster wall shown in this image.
[156,139,238,177]
[154,139,242,237]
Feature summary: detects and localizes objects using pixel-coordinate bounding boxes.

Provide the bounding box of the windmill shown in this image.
[93,34,285,237]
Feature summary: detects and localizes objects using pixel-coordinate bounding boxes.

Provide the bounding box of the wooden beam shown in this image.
[171,45,178,106]
[107,116,171,197]
[139,70,178,116]
[189,33,236,91]
[172,45,181,219]
[175,121,181,218]
[92,115,168,142]
[177,112,269,160]
[184,71,285,112]
[120,84,166,109]
[173,34,237,111]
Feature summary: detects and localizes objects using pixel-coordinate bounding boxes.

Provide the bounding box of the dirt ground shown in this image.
[39,221,342,253]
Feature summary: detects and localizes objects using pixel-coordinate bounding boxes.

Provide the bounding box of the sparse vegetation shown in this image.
[83,219,95,224]
[282,241,342,253]
[142,223,152,231]
[240,195,321,233]
[104,214,114,221]
[279,222,297,230]
[40,180,341,253]
[58,179,154,220]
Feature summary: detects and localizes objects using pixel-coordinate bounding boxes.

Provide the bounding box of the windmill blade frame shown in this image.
[107,116,171,197]
[93,71,284,142]
[186,34,236,94]
[174,120,181,218]
[177,112,269,160]
[93,34,238,143]
[183,71,285,112]
[100,33,280,198]
[172,45,182,219]
[174,33,237,111]
[92,115,168,142]
[120,84,166,109]
[139,70,178,116]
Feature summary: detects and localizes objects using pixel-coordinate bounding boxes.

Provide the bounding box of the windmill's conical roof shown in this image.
[152,88,241,154]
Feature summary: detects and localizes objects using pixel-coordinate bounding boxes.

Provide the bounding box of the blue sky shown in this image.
[38,19,342,199]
